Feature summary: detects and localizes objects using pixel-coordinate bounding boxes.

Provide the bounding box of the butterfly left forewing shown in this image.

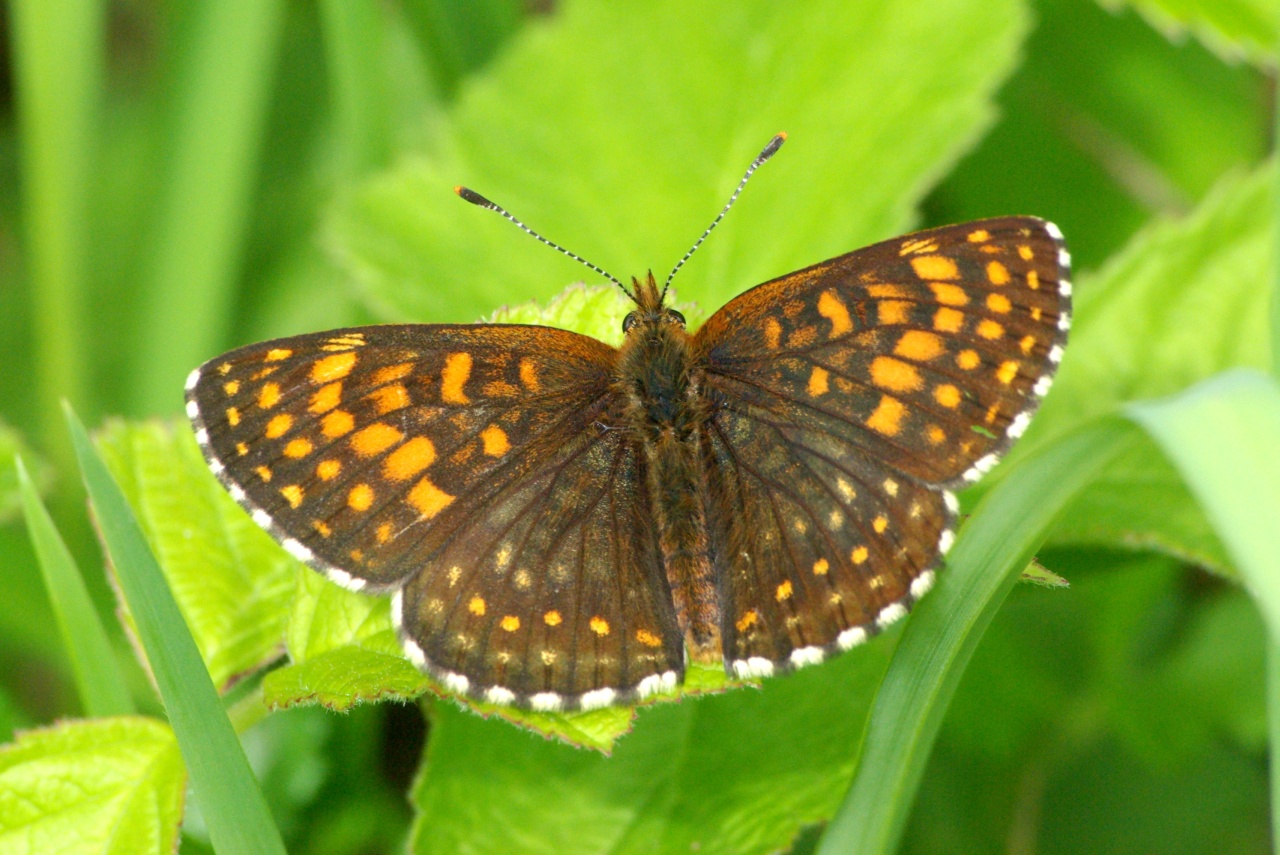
[693,217,1069,673]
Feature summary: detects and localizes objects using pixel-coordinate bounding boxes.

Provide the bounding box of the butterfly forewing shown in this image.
[186,324,683,709]
[693,217,1069,673]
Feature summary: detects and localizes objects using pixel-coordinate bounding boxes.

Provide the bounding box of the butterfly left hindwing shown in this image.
[186,324,684,710]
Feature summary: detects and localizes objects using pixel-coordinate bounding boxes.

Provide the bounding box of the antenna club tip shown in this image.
[777,131,788,141]
[455,186,492,207]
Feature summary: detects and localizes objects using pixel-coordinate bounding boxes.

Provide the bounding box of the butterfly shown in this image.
[186,135,1070,712]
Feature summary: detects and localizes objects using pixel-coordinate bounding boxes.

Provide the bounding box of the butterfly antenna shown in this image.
[455,186,634,301]
[661,132,787,301]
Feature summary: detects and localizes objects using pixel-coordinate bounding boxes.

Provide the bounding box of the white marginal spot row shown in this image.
[1058,312,1072,331]
[1007,411,1032,439]
[837,626,868,650]
[485,686,516,706]
[910,570,936,599]
[185,367,201,392]
[530,692,564,712]
[732,657,775,679]
[876,602,908,629]
[580,688,617,710]
[1047,345,1064,364]
[962,452,1000,483]
[1058,248,1071,269]
[790,646,826,668]
[1034,375,1054,397]
[1060,279,1072,297]
[937,529,955,556]
[1045,221,1064,241]
[943,491,959,514]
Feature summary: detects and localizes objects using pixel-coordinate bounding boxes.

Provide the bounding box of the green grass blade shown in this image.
[8,0,104,456]
[64,406,286,855]
[130,0,287,415]
[317,0,392,177]
[16,455,134,718]
[818,419,1137,855]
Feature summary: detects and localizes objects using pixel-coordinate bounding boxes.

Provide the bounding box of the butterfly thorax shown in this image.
[616,274,722,662]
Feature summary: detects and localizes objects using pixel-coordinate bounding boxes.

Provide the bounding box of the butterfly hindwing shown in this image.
[693,217,1069,671]
[186,324,683,709]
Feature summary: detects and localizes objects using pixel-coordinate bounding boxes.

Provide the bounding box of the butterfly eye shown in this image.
[622,312,639,333]
[666,309,686,326]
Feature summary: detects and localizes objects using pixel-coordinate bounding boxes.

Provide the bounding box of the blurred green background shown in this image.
[0,0,1276,852]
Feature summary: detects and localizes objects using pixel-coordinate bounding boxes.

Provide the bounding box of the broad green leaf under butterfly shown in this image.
[992,162,1275,575]
[96,421,294,689]
[329,0,1030,325]
[1098,0,1277,67]
[0,717,184,855]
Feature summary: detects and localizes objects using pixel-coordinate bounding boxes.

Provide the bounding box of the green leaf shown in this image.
[0,420,50,524]
[999,162,1275,574]
[1098,0,1277,66]
[16,456,134,718]
[818,419,1137,855]
[330,0,1030,325]
[1125,371,1280,640]
[66,406,287,855]
[411,636,897,854]
[0,717,185,855]
[95,420,295,689]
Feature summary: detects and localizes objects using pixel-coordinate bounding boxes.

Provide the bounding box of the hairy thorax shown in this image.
[615,275,721,662]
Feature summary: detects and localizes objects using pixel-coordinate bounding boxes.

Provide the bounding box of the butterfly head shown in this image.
[623,272,686,335]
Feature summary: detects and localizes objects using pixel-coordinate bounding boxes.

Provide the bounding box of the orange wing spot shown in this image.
[369,383,410,415]
[376,523,392,544]
[735,609,760,632]
[316,459,341,480]
[877,299,912,326]
[776,580,793,602]
[997,360,1020,385]
[311,352,357,384]
[1018,245,1034,260]
[870,356,923,393]
[309,382,342,414]
[763,317,783,348]
[543,610,562,627]
[480,425,511,457]
[987,261,1011,285]
[985,402,1002,424]
[817,291,854,337]
[1026,270,1040,290]
[926,424,946,444]
[957,349,981,370]
[851,546,869,564]
[235,442,248,456]
[807,366,830,398]
[384,436,436,480]
[866,395,906,436]
[1031,307,1043,321]
[813,558,830,576]
[349,548,364,562]
[347,483,374,512]
[589,616,610,636]
[873,515,888,533]
[313,521,331,538]
[408,476,454,518]
[218,363,232,375]
[441,352,472,404]
[279,485,303,509]
[350,422,402,457]
[934,384,961,408]
[265,413,293,438]
[911,255,960,280]
[986,293,1012,313]
[636,629,663,648]
[255,466,272,482]
[928,282,969,306]
[1020,335,1037,355]
[894,330,944,361]
[322,333,365,351]
[519,357,541,391]
[223,380,240,396]
[867,283,908,298]
[372,363,413,384]
[251,367,277,381]
[469,596,486,616]
[284,438,313,458]
[933,307,964,333]
[258,382,282,410]
[500,615,521,632]
[899,238,938,256]
[265,348,292,362]
[226,407,241,427]
[967,229,990,243]
[977,319,1005,340]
